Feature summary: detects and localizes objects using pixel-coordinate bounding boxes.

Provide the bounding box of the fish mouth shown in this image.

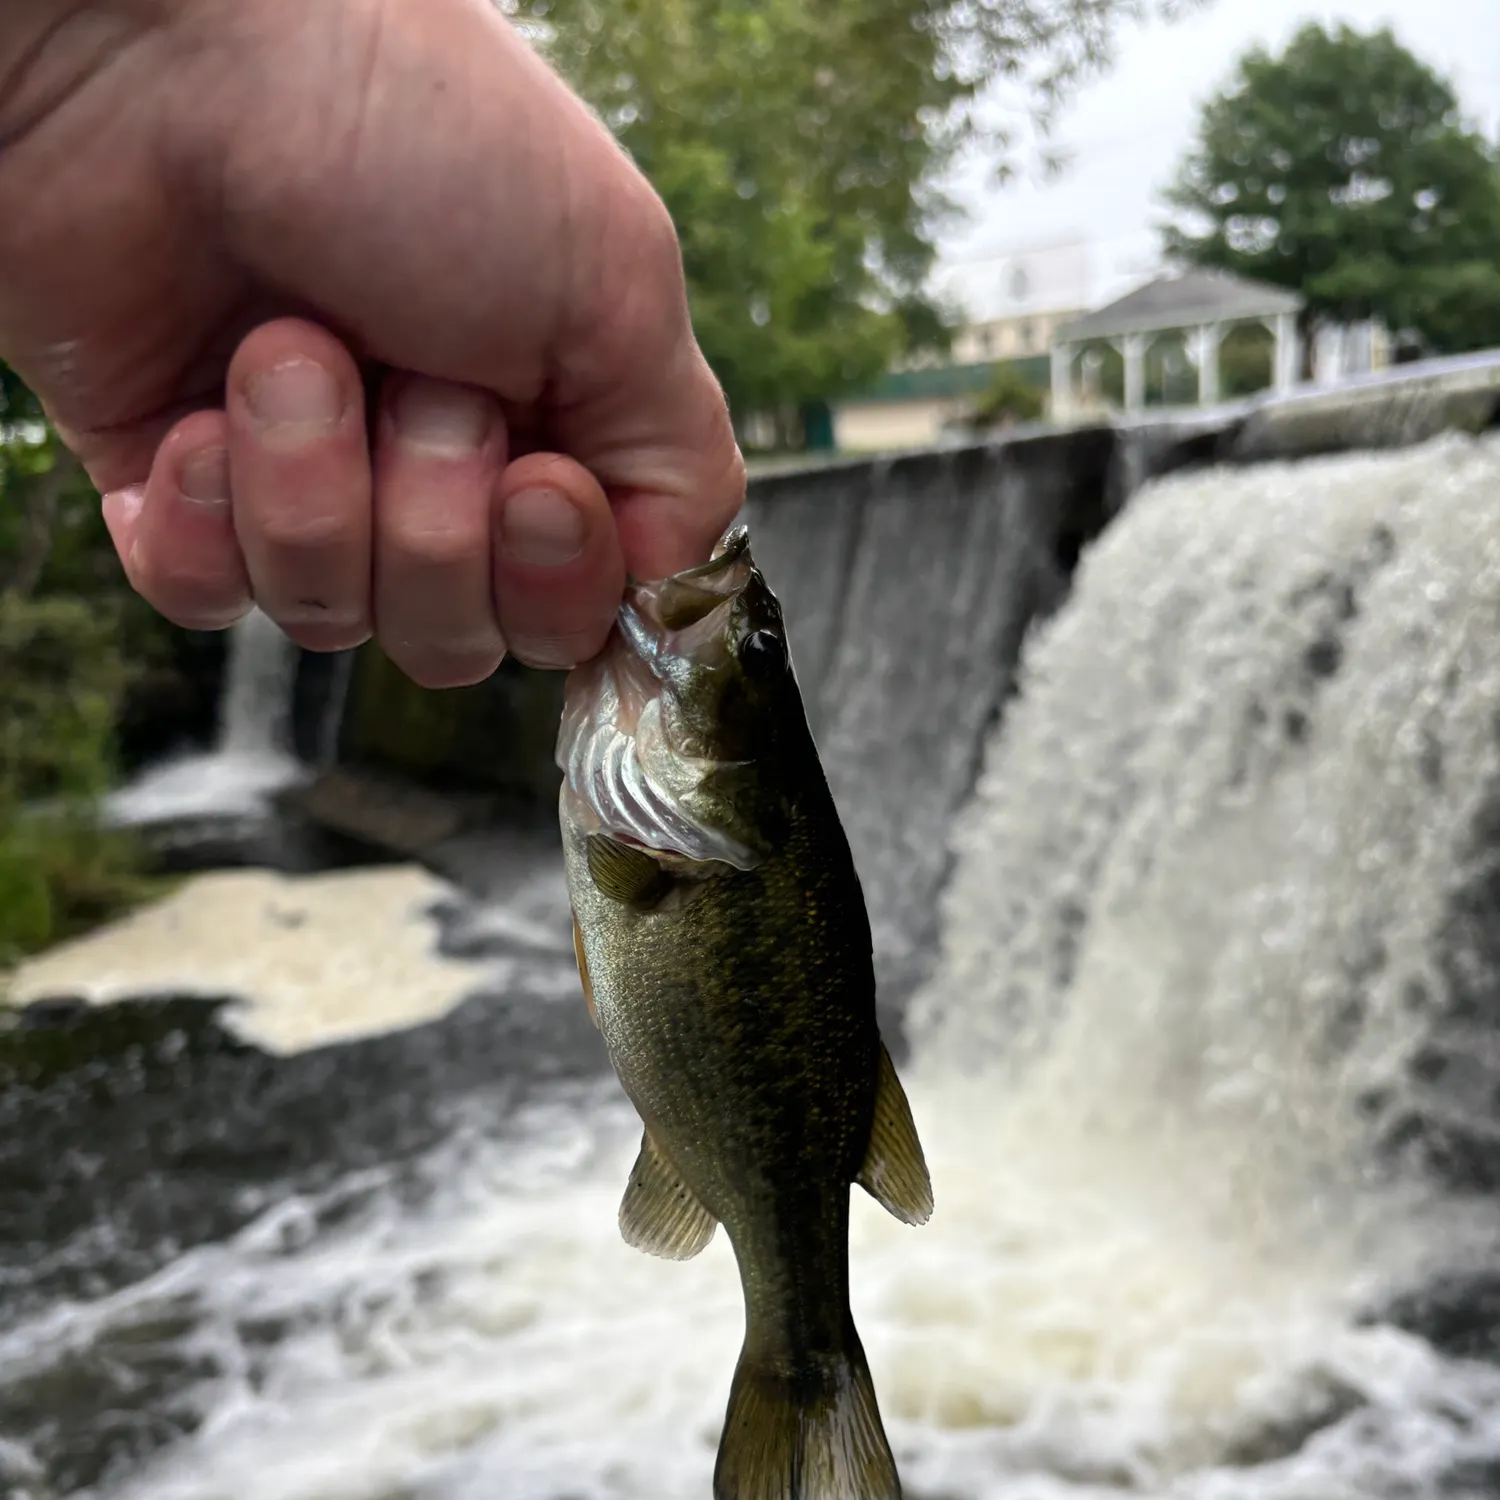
[568,524,755,754]
[624,525,754,651]
[553,525,762,869]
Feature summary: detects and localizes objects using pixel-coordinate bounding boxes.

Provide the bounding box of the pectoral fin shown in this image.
[570,914,599,1029]
[619,1130,717,1259]
[586,833,672,907]
[856,1043,934,1225]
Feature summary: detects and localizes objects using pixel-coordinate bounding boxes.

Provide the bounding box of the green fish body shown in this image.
[557,526,932,1500]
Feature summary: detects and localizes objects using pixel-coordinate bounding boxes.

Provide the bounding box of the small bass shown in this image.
[557,524,932,1500]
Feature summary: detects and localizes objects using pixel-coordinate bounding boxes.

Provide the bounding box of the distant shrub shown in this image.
[969,362,1047,430]
[0,593,163,965]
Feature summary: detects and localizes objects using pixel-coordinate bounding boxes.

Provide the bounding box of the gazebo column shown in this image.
[1192,322,1225,406]
[1270,311,1300,392]
[1115,332,1147,413]
[1050,341,1073,418]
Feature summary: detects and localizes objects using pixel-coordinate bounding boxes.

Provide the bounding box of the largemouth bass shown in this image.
[556,524,933,1500]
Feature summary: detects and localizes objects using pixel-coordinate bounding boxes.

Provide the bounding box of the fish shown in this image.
[556,523,933,1500]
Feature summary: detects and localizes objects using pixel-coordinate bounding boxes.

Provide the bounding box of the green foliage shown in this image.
[0,810,165,968]
[1219,323,1274,397]
[0,844,52,960]
[0,593,132,802]
[969,361,1046,428]
[0,394,168,966]
[1162,23,1500,354]
[507,0,1170,416]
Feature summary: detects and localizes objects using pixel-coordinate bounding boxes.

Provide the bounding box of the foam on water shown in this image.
[8,866,490,1053]
[14,433,1500,1498]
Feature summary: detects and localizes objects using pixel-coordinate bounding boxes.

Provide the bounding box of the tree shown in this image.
[969,360,1046,429]
[506,0,1174,421]
[1161,23,1500,356]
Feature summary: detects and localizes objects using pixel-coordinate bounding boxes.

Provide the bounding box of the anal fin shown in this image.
[620,1130,717,1259]
[587,833,672,907]
[856,1042,934,1225]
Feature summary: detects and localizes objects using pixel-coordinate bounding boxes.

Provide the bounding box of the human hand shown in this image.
[0,0,745,683]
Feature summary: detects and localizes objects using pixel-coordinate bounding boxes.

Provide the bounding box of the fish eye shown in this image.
[738,629,786,680]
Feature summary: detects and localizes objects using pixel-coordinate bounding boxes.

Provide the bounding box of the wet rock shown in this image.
[1378,1268,1500,1364]
[1219,1373,1367,1466]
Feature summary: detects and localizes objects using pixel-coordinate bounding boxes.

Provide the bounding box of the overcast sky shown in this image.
[933,0,1500,313]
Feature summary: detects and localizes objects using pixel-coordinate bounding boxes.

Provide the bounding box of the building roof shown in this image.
[837,355,1050,406]
[1055,268,1302,344]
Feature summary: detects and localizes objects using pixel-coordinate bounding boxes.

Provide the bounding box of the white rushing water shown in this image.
[19,432,1500,1499]
[105,608,306,826]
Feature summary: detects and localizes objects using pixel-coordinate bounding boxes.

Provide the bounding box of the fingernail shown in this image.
[395,381,491,455]
[500,488,586,566]
[179,446,230,506]
[103,483,146,529]
[245,359,343,431]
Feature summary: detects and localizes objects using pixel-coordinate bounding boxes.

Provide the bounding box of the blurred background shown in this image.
[4,0,1500,1496]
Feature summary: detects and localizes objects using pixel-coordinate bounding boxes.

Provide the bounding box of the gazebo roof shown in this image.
[1055,268,1302,344]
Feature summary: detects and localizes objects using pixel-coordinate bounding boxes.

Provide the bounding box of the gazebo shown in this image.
[1051,268,1302,415]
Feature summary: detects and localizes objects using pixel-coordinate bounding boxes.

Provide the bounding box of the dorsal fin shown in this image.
[856,1043,933,1225]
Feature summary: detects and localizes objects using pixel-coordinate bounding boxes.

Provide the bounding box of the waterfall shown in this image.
[910,430,1500,1211]
[215,607,297,760]
[105,608,305,825]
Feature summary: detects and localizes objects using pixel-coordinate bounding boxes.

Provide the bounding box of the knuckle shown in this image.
[253,507,360,555]
[388,522,488,575]
[136,557,247,627]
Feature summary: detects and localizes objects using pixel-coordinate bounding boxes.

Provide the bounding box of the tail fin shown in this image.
[713,1328,901,1500]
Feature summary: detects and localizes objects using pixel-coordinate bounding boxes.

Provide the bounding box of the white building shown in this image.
[1051,267,1304,416]
[942,237,1092,366]
[830,238,1089,451]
